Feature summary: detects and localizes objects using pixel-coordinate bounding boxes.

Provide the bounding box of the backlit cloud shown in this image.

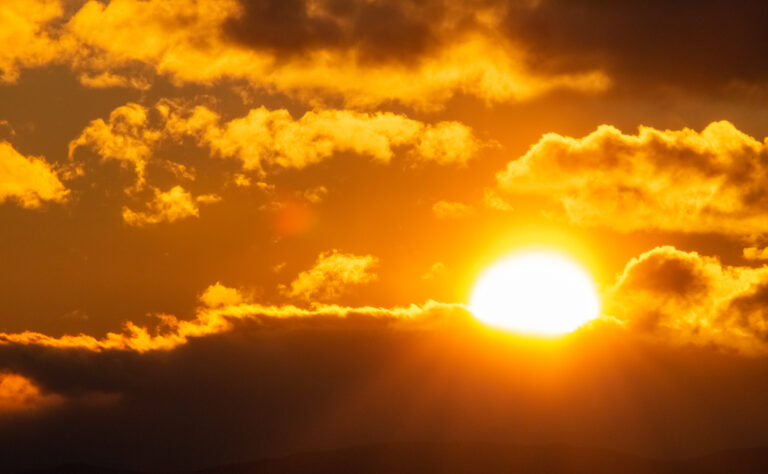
[496,121,768,237]
[605,246,768,354]
[2,0,610,109]
[0,282,460,353]
[503,0,768,93]
[167,104,481,173]
[68,103,161,190]
[8,0,768,106]
[432,200,475,219]
[0,373,61,414]
[744,247,768,261]
[0,141,68,209]
[121,186,220,227]
[72,102,481,186]
[282,250,379,301]
[0,0,64,83]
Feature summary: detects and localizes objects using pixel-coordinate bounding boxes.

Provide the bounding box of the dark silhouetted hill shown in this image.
[21,443,768,474]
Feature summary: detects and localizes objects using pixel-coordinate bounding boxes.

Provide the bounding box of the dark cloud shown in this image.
[225,0,446,63]
[606,246,768,353]
[617,249,709,297]
[721,282,768,341]
[224,0,768,90]
[504,0,768,91]
[4,316,768,471]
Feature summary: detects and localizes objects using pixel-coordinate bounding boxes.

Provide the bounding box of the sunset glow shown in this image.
[3,0,768,472]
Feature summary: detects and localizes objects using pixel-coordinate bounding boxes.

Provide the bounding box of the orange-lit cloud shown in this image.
[432,200,475,219]
[302,186,328,204]
[503,0,768,94]
[282,250,379,301]
[421,262,448,281]
[166,104,481,173]
[2,0,610,109]
[0,373,61,414]
[6,243,768,356]
[496,121,768,236]
[0,141,68,209]
[121,185,220,226]
[0,0,64,83]
[199,282,246,308]
[743,247,768,261]
[605,246,768,354]
[77,71,152,90]
[72,101,481,187]
[0,283,463,353]
[68,103,160,190]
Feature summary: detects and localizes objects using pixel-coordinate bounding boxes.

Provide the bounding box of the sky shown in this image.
[2,0,768,471]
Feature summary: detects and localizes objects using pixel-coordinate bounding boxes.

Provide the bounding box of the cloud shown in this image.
[483,188,514,211]
[432,200,475,219]
[0,0,64,83]
[199,282,245,308]
[502,0,768,93]
[605,246,768,354]
[224,0,444,63]
[0,281,459,353]
[4,0,609,108]
[421,261,447,281]
[68,103,161,190]
[744,247,768,261]
[496,121,768,236]
[302,185,327,204]
[0,373,61,414]
[0,141,68,209]
[73,101,481,184]
[282,250,379,301]
[121,185,220,226]
[77,71,151,90]
[11,0,768,104]
[4,286,768,471]
[171,105,481,173]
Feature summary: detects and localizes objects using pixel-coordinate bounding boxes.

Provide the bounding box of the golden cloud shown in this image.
[743,247,768,261]
[496,121,768,236]
[0,141,68,208]
[168,104,481,173]
[77,71,152,90]
[3,0,609,108]
[432,200,475,219]
[0,0,64,83]
[6,245,768,356]
[122,185,220,227]
[69,103,161,190]
[282,250,379,301]
[199,282,246,308]
[0,283,463,353]
[421,261,447,281]
[0,373,61,414]
[605,246,768,354]
[72,101,481,185]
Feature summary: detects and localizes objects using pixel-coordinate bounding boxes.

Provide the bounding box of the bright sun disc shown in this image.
[470,251,600,336]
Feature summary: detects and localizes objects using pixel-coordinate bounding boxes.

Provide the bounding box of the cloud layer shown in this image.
[496,121,768,236]
[606,246,768,354]
[71,101,480,183]
[0,0,610,109]
[282,250,380,301]
[0,141,68,208]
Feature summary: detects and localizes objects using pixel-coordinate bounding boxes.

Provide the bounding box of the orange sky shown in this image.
[2,0,768,471]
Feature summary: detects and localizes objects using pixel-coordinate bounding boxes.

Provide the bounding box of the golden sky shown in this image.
[2,0,768,471]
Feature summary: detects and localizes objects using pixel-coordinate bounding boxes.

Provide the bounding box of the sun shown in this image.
[469,250,600,336]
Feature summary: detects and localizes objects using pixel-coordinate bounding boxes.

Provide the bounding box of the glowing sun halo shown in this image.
[470,251,601,336]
